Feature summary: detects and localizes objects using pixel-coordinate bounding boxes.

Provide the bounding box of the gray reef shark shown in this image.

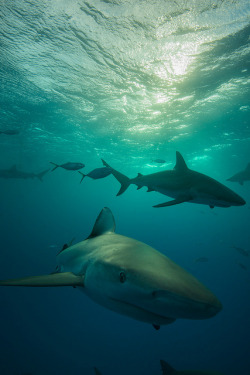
[93,360,224,375]
[160,360,224,375]
[227,162,250,185]
[0,165,49,181]
[102,152,246,208]
[0,208,222,329]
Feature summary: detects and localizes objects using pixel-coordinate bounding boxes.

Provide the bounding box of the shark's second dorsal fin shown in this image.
[87,207,116,239]
[160,360,176,375]
[174,152,188,172]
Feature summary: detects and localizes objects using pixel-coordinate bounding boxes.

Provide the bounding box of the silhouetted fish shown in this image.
[78,167,112,183]
[0,129,19,135]
[0,165,49,181]
[152,159,166,163]
[232,246,249,257]
[50,162,85,171]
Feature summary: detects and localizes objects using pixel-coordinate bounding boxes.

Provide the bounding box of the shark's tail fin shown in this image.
[50,162,59,171]
[101,159,131,196]
[78,171,86,183]
[37,169,50,181]
[160,360,176,375]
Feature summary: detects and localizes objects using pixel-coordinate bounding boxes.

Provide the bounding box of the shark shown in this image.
[102,152,246,209]
[160,360,224,375]
[0,165,49,181]
[227,162,250,185]
[93,360,224,375]
[0,207,222,329]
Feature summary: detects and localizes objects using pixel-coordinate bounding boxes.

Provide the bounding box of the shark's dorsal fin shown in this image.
[160,360,176,375]
[174,151,188,172]
[10,165,17,171]
[87,207,115,239]
[137,172,143,177]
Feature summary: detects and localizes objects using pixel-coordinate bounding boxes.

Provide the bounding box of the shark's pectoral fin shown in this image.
[153,196,192,208]
[0,272,84,287]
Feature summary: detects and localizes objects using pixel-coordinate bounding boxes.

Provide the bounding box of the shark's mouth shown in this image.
[109,297,176,325]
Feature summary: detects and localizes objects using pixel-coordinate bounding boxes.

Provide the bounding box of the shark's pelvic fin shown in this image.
[174,151,188,172]
[153,196,192,208]
[101,159,131,196]
[87,207,116,239]
[0,272,84,287]
[160,360,176,375]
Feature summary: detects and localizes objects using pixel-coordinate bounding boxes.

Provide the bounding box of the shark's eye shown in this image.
[119,271,126,283]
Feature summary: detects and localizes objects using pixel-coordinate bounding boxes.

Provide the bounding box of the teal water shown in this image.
[0,1,250,374]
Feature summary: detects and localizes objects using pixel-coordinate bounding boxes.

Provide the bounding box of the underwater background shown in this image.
[0,1,250,374]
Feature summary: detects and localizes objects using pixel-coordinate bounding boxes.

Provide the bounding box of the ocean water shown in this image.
[0,1,250,374]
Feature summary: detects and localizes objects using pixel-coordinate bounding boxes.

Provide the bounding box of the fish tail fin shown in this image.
[50,162,59,171]
[160,360,176,375]
[37,169,50,181]
[101,159,131,196]
[78,171,86,183]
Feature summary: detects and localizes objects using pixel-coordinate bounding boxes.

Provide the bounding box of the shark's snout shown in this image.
[151,285,222,320]
[235,195,246,206]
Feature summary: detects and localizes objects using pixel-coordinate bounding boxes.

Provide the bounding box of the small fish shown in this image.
[232,246,250,257]
[195,257,209,263]
[152,159,166,163]
[0,129,19,135]
[78,167,112,183]
[50,162,85,171]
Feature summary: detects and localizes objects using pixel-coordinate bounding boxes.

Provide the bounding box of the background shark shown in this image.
[0,207,222,328]
[160,360,224,375]
[0,165,49,181]
[227,162,250,185]
[102,152,246,209]
[93,360,224,375]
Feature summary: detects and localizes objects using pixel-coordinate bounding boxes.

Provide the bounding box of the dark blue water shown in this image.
[0,1,250,374]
